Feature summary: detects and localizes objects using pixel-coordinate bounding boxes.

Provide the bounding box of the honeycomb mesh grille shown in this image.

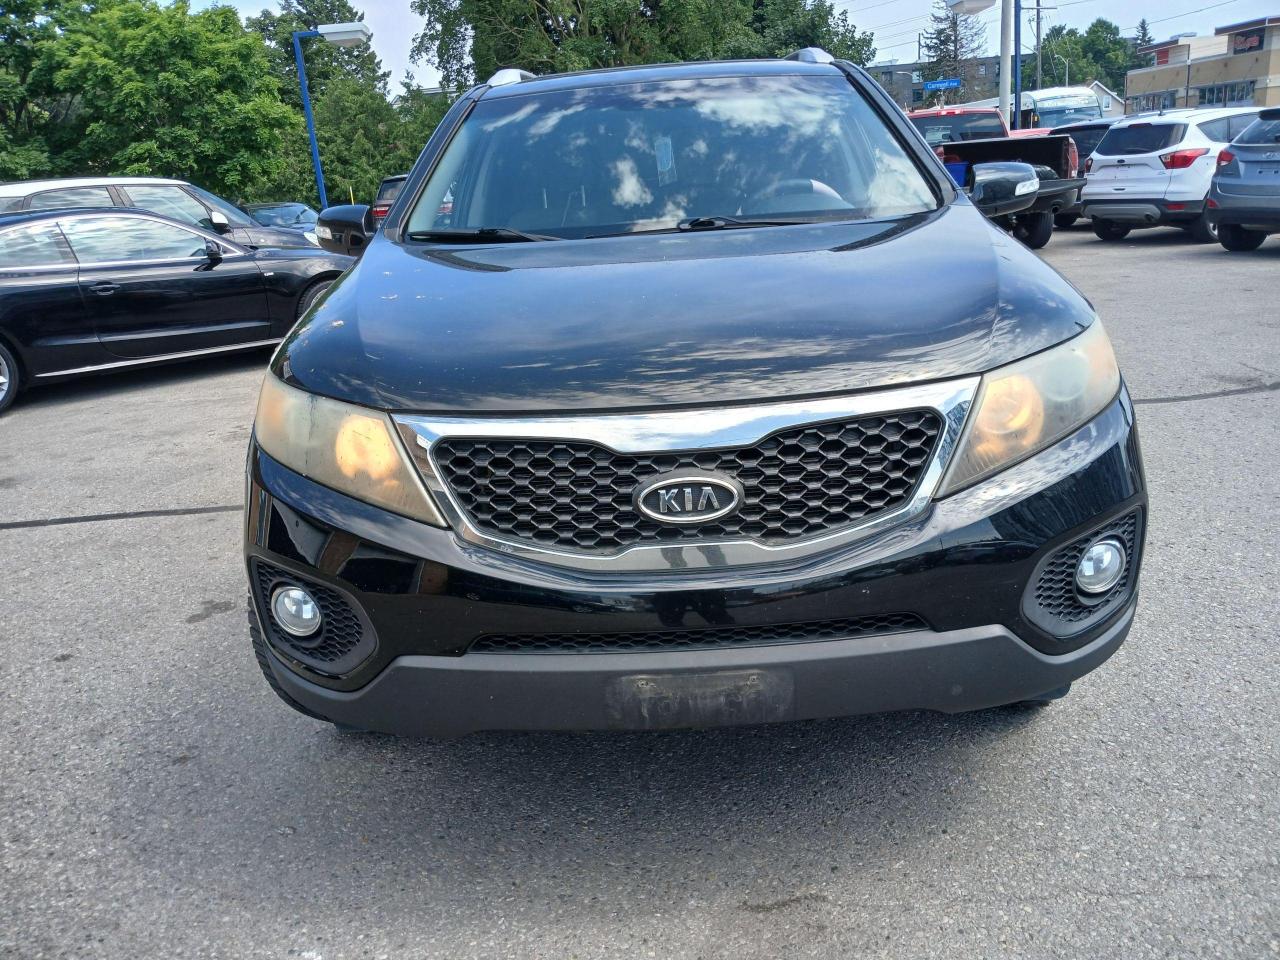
[1030,511,1141,633]
[433,411,943,552]
[252,561,372,674]
[471,612,927,654]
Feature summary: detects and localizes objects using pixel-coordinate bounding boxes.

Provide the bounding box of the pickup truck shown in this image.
[908,107,1084,249]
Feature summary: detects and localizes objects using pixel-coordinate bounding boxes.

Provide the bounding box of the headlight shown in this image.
[938,321,1120,496]
[254,375,446,526]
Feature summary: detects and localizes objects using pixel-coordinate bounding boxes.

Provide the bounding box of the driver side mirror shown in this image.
[967,162,1040,218]
[207,209,232,234]
[204,239,224,264]
[315,204,374,257]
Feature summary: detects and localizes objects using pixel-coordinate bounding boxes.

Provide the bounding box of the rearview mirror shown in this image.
[208,209,231,234]
[967,162,1039,218]
[315,204,374,257]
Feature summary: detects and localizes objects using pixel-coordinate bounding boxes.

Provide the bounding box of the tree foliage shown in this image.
[919,0,986,105]
[3,0,880,207]
[408,0,874,91]
[1034,18,1135,95]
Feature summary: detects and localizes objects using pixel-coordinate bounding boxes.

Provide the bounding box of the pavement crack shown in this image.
[1134,380,1280,406]
[0,504,239,531]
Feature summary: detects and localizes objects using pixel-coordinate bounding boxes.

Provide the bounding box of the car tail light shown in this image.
[1207,198,1219,209]
[1165,202,1186,211]
[1085,157,1093,174]
[1160,148,1209,170]
[1217,149,1235,168]
[371,203,391,221]
[1067,140,1080,178]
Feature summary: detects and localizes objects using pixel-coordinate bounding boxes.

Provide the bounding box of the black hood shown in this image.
[273,204,1095,413]
[235,224,316,249]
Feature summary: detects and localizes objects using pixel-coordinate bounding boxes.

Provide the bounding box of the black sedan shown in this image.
[0,207,353,413]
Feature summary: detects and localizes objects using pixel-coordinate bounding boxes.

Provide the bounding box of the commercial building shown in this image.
[1126,16,1280,111]
[870,54,1032,110]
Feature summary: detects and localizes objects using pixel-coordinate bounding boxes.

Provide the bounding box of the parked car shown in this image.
[0,207,352,413]
[1080,107,1261,242]
[1050,117,1121,226]
[246,52,1147,738]
[371,174,407,225]
[1208,107,1280,251]
[910,108,1083,248]
[0,177,317,248]
[244,201,319,237]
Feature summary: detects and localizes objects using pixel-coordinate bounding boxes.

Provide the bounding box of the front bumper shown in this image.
[245,393,1146,736]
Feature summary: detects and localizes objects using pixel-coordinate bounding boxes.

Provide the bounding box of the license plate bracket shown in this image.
[605,669,795,730]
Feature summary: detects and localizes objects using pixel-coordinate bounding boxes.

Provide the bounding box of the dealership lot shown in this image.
[2,229,1278,958]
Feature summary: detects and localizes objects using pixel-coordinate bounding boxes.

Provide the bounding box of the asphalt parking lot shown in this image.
[2,227,1278,959]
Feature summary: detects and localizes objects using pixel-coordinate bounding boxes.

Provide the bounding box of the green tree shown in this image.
[919,0,986,105]
[1031,19,1132,94]
[0,0,87,180]
[409,0,872,91]
[1130,18,1154,71]
[40,0,296,198]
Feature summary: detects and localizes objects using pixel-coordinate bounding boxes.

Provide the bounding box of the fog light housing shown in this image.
[1075,538,1126,595]
[271,585,322,637]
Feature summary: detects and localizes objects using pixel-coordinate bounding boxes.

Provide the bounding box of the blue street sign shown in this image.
[923,77,962,92]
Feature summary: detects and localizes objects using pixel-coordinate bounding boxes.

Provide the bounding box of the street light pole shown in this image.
[290,21,372,212]
[291,29,327,210]
[1012,0,1022,129]
[1055,53,1069,87]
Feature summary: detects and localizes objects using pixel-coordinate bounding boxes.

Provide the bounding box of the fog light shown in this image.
[1075,538,1126,595]
[271,585,322,637]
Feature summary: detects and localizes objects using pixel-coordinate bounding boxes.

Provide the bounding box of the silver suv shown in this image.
[1209,107,1280,251]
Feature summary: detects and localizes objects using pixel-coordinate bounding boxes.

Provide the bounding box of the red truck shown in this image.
[907,107,1083,249]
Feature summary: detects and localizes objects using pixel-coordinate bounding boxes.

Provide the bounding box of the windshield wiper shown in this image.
[406,227,562,243]
[677,215,815,232]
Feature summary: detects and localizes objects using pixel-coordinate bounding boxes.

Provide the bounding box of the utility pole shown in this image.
[1035,0,1042,89]
[999,0,1013,125]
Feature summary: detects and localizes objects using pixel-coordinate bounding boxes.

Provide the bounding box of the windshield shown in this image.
[1055,124,1109,158]
[186,184,255,226]
[1236,116,1280,144]
[407,75,938,240]
[1035,101,1103,128]
[1096,123,1186,156]
[376,178,406,204]
[910,113,1005,143]
[251,204,315,226]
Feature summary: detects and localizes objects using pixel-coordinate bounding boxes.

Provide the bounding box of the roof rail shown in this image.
[785,47,835,64]
[486,68,536,87]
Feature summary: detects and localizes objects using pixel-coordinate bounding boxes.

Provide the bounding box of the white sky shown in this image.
[209,0,1277,93]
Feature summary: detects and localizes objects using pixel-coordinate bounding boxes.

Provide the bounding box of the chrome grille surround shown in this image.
[393,378,978,573]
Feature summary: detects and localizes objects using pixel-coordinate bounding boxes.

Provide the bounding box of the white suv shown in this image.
[1081,107,1260,242]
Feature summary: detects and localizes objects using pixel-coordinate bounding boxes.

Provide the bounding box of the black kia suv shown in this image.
[244,51,1146,737]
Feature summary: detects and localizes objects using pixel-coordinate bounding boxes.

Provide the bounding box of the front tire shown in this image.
[1092,219,1131,242]
[296,278,333,320]
[0,340,20,415]
[1218,223,1266,251]
[1014,210,1054,249]
[1186,211,1218,243]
